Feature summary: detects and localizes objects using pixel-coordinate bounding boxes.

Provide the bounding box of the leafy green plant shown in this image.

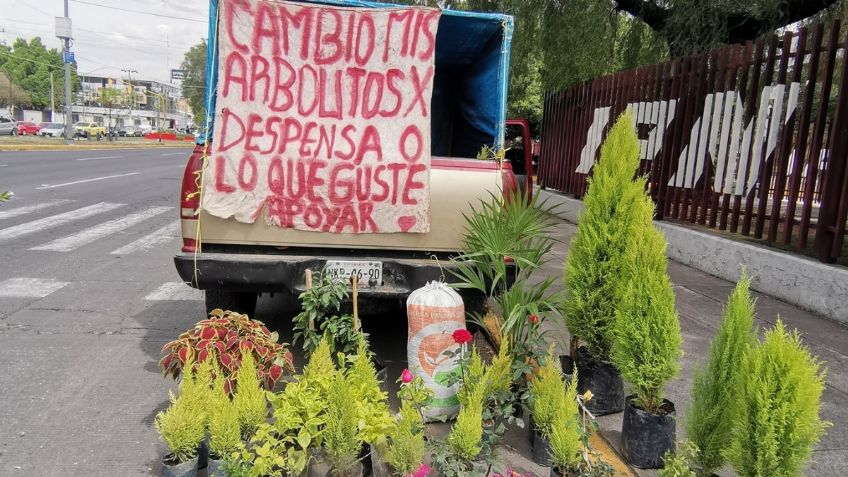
[208,363,241,458]
[0,191,10,203]
[441,381,485,475]
[292,268,361,359]
[611,195,682,414]
[345,339,393,445]
[686,272,757,476]
[229,423,288,477]
[659,441,699,477]
[548,401,582,474]
[233,350,268,438]
[382,400,427,476]
[564,110,644,361]
[529,352,565,433]
[324,371,361,474]
[724,320,830,477]
[159,309,293,392]
[154,361,207,463]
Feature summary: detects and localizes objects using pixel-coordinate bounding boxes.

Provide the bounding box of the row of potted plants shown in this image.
[562,110,830,472]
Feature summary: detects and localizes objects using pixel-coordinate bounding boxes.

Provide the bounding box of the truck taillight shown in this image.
[180,144,206,252]
[501,161,519,201]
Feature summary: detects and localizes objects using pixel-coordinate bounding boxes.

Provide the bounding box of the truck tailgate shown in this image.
[184,158,506,253]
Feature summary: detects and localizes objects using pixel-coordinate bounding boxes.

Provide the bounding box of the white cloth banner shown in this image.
[202,0,439,233]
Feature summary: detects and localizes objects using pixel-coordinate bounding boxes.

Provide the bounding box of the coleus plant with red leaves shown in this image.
[160,309,294,393]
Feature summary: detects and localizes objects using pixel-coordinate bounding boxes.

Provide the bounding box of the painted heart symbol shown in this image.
[398,215,417,232]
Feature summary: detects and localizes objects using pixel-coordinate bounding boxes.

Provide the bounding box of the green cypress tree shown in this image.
[564,110,645,361]
[724,320,830,477]
[611,195,682,413]
[686,272,757,476]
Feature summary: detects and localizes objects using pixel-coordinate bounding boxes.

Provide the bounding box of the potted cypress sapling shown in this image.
[155,360,207,477]
[612,194,682,469]
[528,353,565,465]
[323,371,364,477]
[547,399,582,477]
[724,320,830,477]
[233,350,268,440]
[563,111,644,415]
[685,273,756,476]
[207,365,241,476]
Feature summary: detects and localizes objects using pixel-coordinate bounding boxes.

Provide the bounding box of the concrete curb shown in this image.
[537,188,848,324]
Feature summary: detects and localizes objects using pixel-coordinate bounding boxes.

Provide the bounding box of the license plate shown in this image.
[324,261,383,287]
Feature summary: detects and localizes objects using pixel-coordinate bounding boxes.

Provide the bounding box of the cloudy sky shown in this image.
[3,0,209,84]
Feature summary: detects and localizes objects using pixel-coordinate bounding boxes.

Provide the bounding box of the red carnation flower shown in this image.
[452,329,473,345]
[529,314,539,325]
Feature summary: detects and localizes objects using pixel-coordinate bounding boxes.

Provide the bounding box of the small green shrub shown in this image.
[529,352,564,433]
[155,365,206,463]
[208,364,241,458]
[448,382,485,461]
[611,195,682,413]
[686,273,756,476]
[292,268,360,358]
[547,374,582,472]
[324,371,361,474]
[724,320,830,477]
[383,401,427,476]
[564,110,645,361]
[345,339,392,445]
[659,441,699,477]
[232,350,268,438]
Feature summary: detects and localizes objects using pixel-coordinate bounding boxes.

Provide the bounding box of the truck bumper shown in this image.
[174,251,475,299]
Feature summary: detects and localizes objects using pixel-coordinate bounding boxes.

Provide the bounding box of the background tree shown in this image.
[180,39,207,129]
[99,88,125,140]
[0,38,79,110]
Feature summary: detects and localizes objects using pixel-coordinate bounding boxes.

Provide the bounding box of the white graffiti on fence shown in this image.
[574,82,801,196]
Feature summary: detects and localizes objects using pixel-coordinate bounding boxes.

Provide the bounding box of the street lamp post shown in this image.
[60,0,73,144]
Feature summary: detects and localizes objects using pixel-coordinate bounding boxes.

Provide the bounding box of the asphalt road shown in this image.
[0,146,412,476]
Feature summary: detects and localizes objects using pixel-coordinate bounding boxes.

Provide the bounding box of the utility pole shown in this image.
[49,72,55,123]
[121,68,137,126]
[57,0,73,144]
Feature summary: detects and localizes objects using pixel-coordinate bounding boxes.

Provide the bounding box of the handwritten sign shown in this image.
[201,0,440,234]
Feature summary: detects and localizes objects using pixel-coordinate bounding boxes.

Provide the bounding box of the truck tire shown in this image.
[204,289,257,317]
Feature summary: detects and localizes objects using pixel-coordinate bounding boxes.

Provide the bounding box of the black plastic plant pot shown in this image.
[621,395,676,469]
[575,347,624,415]
[161,453,199,477]
[358,444,373,477]
[559,355,575,377]
[369,443,392,477]
[197,439,209,470]
[530,424,551,467]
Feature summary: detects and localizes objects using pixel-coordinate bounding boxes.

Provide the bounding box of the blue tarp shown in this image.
[199,0,513,157]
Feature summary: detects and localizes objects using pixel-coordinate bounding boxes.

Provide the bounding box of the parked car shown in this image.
[16,121,41,135]
[120,126,142,137]
[0,117,18,135]
[73,122,107,139]
[38,123,71,138]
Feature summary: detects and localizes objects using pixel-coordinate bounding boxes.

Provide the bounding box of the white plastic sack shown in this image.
[406,281,465,421]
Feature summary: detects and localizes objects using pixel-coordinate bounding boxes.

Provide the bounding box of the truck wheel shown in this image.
[204,289,257,317]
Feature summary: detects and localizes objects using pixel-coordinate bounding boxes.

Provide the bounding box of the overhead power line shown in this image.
[68,0,206,23]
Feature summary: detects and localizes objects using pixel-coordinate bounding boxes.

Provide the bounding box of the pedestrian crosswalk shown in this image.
[0,199,205,303]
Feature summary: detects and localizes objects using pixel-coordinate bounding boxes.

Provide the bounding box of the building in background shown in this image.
[58,75,192,132]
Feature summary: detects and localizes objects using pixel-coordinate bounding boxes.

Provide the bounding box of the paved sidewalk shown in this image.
[536,219,848,477]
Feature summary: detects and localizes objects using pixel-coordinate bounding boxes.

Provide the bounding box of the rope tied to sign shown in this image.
[191,2,222,288]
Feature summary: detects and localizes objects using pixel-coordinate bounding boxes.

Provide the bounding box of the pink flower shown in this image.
[401,368,414,384]
[410,463,430,477]
[452,329,473,345]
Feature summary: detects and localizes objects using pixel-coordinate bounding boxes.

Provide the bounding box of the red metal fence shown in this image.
[538,19,848,263]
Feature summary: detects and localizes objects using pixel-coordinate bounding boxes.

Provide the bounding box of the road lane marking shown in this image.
[111,220,180,255]
[36,172,140,190]
[0,202,123,242]
[75,155,123,161]
[0,200,73,221]
[0,278,70,298]
[0,164,7,167]
[161,152,186,156]
[144,282,204,301]
[31,206,173,252]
